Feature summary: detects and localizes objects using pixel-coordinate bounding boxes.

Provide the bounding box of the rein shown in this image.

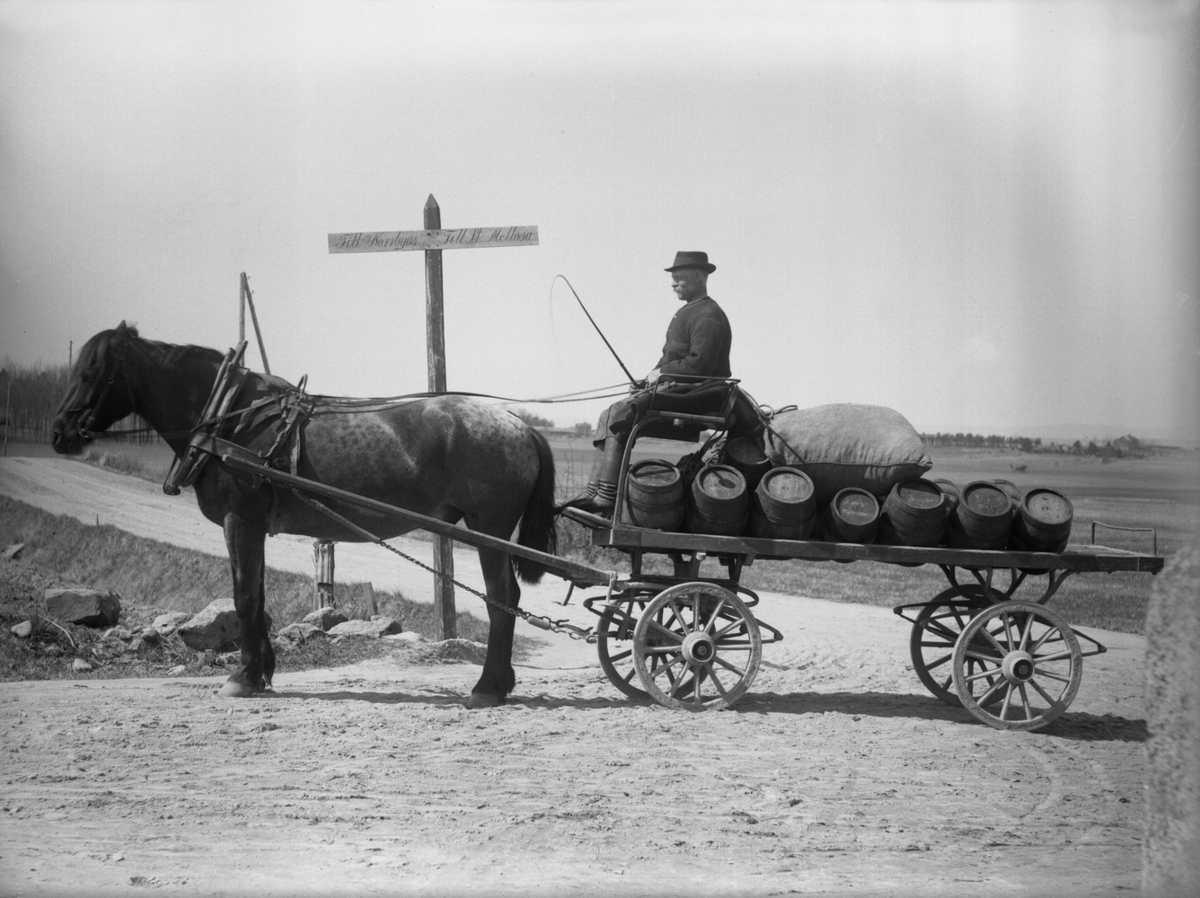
[80,381,629,444]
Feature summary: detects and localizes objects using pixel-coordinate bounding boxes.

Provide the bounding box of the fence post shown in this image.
[363,582,377,620]
[312,540,335,609]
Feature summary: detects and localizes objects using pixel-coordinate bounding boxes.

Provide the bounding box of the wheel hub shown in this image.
[681,631,716,665]
[1002,650,1036,683]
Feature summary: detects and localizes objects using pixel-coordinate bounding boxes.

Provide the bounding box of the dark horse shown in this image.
[50,323,557,707]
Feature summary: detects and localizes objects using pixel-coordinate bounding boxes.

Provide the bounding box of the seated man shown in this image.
[564,250,733,515]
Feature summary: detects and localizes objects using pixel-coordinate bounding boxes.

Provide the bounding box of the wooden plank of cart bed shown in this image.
[591,527,1164,574]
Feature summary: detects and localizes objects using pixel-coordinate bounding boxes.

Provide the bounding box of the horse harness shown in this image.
[162,343,314,498]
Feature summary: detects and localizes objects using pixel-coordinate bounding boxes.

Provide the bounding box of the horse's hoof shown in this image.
[467,692,504,709]
[220,678,260,698]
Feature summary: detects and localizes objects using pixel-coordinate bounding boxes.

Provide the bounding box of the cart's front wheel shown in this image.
[951,601,1083,731]
[632,583,762,711]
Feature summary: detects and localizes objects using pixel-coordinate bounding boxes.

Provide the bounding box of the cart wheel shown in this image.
[597,598,698,701]
[951,601,1083,731]
[632,583,762,711]
[909,586,1004,708]
[596,599,651,700]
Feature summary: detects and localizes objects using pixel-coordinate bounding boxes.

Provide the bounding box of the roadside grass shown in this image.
[0,495,500,682]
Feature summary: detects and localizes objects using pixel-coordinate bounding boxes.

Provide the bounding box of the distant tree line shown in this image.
[922,433,1042,452]
[509,408,556,430]
[922,431,1148,458]
[0,360,156,445]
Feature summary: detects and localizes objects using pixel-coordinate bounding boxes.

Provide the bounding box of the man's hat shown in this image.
[665,251,716,274]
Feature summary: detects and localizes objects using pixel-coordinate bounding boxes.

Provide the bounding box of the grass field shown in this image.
[6,436,1197,635]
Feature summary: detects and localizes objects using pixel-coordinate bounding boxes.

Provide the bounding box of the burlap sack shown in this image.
[762,403,932,505]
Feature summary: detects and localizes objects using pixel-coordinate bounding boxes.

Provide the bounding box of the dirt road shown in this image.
[0,458,1151,896]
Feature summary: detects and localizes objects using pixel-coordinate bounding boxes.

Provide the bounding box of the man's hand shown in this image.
[645,368,662,387]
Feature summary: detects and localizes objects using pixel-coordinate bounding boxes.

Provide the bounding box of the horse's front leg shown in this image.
[468,547,520,709]
[219,513,271,697]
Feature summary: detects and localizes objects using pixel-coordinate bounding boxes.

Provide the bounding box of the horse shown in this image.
[50,322,558,707]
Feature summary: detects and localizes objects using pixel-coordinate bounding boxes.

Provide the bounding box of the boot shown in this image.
[560,438,624,515]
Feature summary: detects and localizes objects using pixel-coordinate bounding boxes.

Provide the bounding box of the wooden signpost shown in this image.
[329,196,539,639]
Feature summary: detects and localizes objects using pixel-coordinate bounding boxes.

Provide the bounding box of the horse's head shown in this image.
[50,321,141,455]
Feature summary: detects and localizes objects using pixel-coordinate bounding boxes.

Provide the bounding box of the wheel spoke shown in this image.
[1032,668,1073,684]
[1032,650,1074,663]
[707,664,729,698]
[979,626,1008,654]
[1017,683,1035,720]
[713,654,748,677]
[1029,627,1058,656]
[964,665,1002,684]
[644,617,685,643]
[703,598,728,633]
[978,678,1007,707]
[649,654,684,681]
[665,598,690,633]
[999,682,1015,718]
[963,647,1004,664]
[1029,677,1061,706]
[925,651,953,672]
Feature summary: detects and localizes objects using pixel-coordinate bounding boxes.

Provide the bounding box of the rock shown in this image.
[167,664,187,677]
[10,620,33,639]
[302,607,349,632]
[176,599,273,652]
[140,628,162,646]
[3,543,24,561]
[103,626,134,642]
[72,658,92,672]
[277,622,327,645]
[44,588,121,627]
[149,611,192,637]
[327,618,402,638]
[384,630,426,644]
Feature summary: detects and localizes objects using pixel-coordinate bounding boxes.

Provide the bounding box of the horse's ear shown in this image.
[115,321,138,338]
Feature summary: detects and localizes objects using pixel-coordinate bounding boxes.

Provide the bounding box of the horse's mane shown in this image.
[115,324,224,367]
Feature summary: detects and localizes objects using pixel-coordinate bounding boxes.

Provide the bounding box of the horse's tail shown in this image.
[514,427,558,585]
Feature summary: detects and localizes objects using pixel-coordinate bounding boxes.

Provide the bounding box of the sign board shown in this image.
[328,226,538,254]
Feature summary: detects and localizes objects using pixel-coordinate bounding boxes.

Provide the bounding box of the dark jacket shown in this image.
[656,296,732,378]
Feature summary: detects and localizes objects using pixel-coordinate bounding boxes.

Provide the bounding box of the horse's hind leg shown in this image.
[220,513,271,698]
[468,546,520,709]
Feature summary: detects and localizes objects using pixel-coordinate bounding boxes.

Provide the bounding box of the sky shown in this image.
[1,0,1197,441]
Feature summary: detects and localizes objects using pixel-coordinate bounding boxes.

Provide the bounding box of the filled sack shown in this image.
[762,403,932,504]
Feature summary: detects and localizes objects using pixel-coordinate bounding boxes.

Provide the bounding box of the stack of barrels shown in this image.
[623,439,1073,554]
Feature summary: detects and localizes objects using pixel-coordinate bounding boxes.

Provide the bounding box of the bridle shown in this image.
[67,344,139,441]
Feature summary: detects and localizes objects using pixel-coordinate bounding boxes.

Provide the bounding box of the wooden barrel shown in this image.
[625,459,685,530]
[881,479,946,546]
[1010,488,1074,552]
[750,467,816,540]
[993,479,1024,521]
[948,481,1012,549]
[930,478,961,514]
[686,464,749,536]
[724,437,772,490]
[825,487,880,543]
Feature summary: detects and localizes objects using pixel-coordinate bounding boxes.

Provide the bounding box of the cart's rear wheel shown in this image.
[909,586,1004,707]
[596,599,650,700]
[951,601,1083,731]
[632,583,762,711]
[597,597,698,701]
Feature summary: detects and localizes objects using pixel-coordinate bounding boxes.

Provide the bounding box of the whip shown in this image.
[554,275,638,386]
